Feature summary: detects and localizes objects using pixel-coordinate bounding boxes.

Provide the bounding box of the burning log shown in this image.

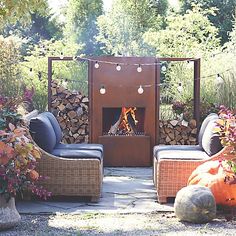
[108,107,139,135]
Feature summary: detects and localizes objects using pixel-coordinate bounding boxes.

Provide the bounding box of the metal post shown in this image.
[194,58,201,130]
[48,57,53,111]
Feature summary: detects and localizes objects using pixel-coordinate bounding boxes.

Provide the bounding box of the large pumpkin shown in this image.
[188,160,236,206]
[174,185,216,223]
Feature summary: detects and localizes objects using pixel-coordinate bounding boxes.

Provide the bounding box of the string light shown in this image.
[137,64,142,73]
[161,65,167,72]
[62,79,68,87]
[138,85,144,94]
[38,71,42,81]
[116,64,121,71]
[60,52,64,60]
[215,74,224,85]
[94,61,100,69]
[100,85,106,94]
[20,56,235,92]
[29,68,33,76]
[186,60,193,69]
[177,82,183,93]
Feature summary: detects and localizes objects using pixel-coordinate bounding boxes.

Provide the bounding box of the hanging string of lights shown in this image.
[20,55,235,95]
[201,67,234,80]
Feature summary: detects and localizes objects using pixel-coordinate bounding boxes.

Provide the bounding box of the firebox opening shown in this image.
[102,107,145,136]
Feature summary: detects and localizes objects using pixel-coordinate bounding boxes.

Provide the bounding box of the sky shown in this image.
[48,0,112,12]
[48,0,179,13]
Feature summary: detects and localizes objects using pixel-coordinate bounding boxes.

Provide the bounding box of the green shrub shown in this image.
[0,35,22,97]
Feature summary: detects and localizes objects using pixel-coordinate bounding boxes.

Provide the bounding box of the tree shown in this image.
[149,0,169,16]
[143,6,221,104]
[3,12,63,56]
[143,5,220,58]
[29,13,63,41]
[64,0,103,55]
[96,0,163,56]
[179,0,236,44]
[0,0,47,28]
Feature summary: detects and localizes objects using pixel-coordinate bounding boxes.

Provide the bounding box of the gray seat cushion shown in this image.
[43,112,62,144]
[55,143,103,153]
[198,113,218,147]
[51,149,103,161]
[202,117,223,156]
[30,115,57,153]
[156,149,209,161]
[153,145,203,159]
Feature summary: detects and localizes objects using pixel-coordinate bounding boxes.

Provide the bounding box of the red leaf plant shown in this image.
[0,96,51,202]
[215,105,236,181]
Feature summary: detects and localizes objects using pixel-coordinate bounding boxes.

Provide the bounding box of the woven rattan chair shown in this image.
[153,114,224,203]
[24,111,103,202]
[154,147,228,203]
[37,146,103,202]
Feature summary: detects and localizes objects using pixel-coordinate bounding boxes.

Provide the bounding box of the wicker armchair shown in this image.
[37,146,103,202]
[154,147,228,203]
[153,113,224,203]
[24,111,103,202]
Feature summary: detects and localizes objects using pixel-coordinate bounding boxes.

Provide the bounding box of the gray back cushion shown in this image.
[201,117,223,156]
[43,112,62,144]
[198,113,218,147]
[30,114,57,153]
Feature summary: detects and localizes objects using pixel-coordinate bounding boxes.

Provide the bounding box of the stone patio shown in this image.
[16,168,174,214]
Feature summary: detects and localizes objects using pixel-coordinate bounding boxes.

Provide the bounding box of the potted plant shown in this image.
[0,96,50,229]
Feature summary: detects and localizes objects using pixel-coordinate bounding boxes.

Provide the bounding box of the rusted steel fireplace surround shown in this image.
[89,57,159,167]
[48,56,200,167]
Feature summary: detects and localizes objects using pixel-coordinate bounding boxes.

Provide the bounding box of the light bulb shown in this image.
[161,65,167,72]
[94,61,100,69]
[137,64,142,73]
[29,68,33,76]
[38,72,42,81]
[177,82,183,93]
[60,52,64,59]
[186,60,192,69]
[100,86,106,94]
[116,64,121,71]
[138,85,144,94]
[215,74,224,85]
[62,79,68,87]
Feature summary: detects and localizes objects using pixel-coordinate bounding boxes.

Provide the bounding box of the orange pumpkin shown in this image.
[188,160,236,206]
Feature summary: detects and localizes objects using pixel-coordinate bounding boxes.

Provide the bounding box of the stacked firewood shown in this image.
[159,119,197,145]
[51,80,89,144]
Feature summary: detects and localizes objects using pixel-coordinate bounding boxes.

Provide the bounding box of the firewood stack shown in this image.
[159,119,197,145]
[51,80,89,144]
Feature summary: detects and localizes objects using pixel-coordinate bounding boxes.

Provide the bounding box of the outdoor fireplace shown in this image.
[47,56,200,167]
[89,57,159,167]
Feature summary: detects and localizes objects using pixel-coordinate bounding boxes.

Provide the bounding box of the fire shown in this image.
[109,107,138,135]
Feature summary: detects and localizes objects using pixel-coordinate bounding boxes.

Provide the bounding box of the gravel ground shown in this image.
[1,212,236,236]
